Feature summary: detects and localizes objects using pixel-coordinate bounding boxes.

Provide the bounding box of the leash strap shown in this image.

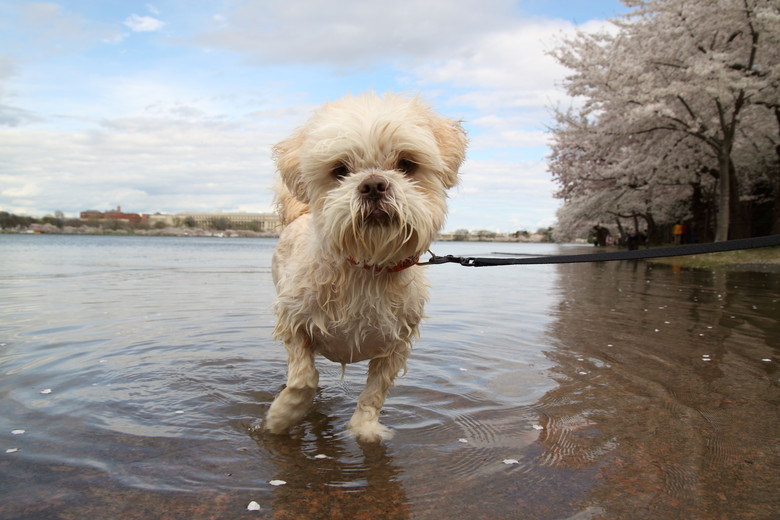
[421,234,780,267]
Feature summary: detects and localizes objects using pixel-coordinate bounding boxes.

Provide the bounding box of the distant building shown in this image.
[149,211,281,232]
[80,206,148,225]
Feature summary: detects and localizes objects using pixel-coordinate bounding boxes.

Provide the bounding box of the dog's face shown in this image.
[274,93,467,267]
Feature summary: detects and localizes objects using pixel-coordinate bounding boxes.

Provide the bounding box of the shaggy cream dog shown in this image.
[264,92,467,442]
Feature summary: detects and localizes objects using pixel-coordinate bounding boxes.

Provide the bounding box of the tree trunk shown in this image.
[643,211,656,245]
[715,150,731,242]
[690,181,706,243]
[727,158,748,239]
[774,111,780,234]
[614,217,625,244]
[773,148,780,235]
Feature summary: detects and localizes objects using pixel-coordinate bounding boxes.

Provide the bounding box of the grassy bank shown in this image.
[649,246,780,270]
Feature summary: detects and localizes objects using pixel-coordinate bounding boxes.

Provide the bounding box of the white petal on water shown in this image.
[503,459,519,465]
[459,368,468,372]
[269,480,287,486]
[313,454,329,459]
[458,438,468,443]
[11,430,25,435]
[702,354,710,358]
[247,501,261,511]
[6,448,19,453]
[532,425,544,430]
[174,410,184,414]
[40,389,52,395]
[762,358,771,362]
[578,371,588,375]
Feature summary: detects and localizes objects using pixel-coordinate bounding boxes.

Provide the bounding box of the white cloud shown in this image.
[467,122,549,151]
[411,19,617,109]
[0,118,279,217]
[0,104,40,127]
[1,182,41,198]
[10,3,122,54]
[124,14,166,33]
[196,0,518,66]
[460,159,553,193]
[443,157,558,229]
[413,21,572,88]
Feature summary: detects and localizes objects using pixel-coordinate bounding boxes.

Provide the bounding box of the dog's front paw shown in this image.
[263,403,300,435]
[263,413,291,435]
[348,418,394,443]
[263,384,317,435]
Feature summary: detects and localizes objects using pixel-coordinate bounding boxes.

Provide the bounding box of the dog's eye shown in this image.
[331,163,350,180]
[397,158,418,176]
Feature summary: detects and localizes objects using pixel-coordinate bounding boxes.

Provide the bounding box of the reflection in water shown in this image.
[257,411,409,520]
[541,261,779,519]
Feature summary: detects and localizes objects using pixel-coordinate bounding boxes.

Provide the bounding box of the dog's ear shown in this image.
[273,132,309,204]
[431,117,468,189]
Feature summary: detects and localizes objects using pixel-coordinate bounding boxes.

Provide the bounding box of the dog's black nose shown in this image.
[359,177,388,200]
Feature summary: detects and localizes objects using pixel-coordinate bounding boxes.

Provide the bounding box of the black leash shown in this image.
[420,234,780,267]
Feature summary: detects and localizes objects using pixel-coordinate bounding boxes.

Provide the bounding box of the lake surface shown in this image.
[1,234,777,519]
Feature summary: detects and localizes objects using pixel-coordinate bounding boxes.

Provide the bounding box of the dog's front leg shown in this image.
[348,344,409,443]
[264,339,319,435]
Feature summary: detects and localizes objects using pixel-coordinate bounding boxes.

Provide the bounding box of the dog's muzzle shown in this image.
[359,176,388,201]
[358,174,395,223]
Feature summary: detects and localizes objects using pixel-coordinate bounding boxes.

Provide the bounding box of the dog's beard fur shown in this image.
[316,170,444,267]
[264,92,467,442]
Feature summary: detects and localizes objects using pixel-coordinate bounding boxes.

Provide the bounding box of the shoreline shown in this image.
[648,246,780,271]
[4,227,777,270]
[1,224,279,239]
[2,224,558,243]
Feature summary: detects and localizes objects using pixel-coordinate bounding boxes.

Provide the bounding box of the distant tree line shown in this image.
[0,211,157,231]
[0,211,274,234]
[450,227,555,242]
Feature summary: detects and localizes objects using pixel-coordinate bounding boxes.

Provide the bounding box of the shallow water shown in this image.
[0,235,777,519]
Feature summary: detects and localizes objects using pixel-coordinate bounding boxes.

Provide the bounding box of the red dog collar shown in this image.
[346,254,421,273]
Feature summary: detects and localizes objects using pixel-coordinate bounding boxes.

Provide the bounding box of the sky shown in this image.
[0,0,628,233]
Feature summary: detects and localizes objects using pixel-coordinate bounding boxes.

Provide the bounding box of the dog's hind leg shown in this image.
[264,340,319,435]
[348,343,409,443]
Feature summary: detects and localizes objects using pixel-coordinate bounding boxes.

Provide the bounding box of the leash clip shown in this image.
[419,251,476,266]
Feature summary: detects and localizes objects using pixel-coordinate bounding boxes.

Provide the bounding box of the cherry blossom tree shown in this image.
[550,0,780,241]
